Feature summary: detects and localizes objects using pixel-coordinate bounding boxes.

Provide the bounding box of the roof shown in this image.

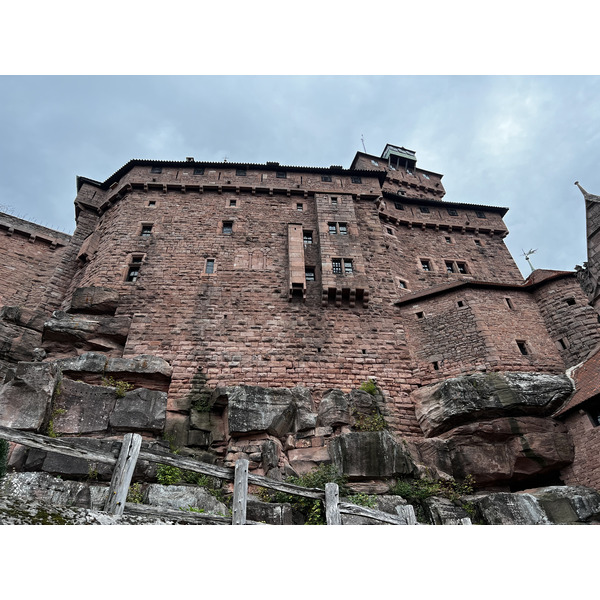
[349,150,444,178]
[77,159,388,192]
[557,345,600,415]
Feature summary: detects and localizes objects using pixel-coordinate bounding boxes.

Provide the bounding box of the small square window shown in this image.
[236,169,247,176]
[394,202,404,210]
[476,211,486,219]
[445,236,452,244]
[565,298,576,306]
[148,200,156,207]
[387,227,394,235]
[351,176,362,184]
[331,197,338,206]
[151,166,162,174]
[332,259,342,274]
[447,209,458,216]
[344,259,353,274]
[338,223,348,235]
[416,311,424,319]
[229,199,237,207]
[297,203,303,211]
[303,231,313,244]
[457,300,465,307]
[398,279,408,289]
[305,267,315,281]
[140,225,153,237]
[222,221,233,234]
[328,223,337,234]
[194,168,205,175]
[421,259,432,271]
[516,340,529,356]
[456,262,468,274]
[419,206,430,214]
[446,261,456,273]
[205,259,215,274]
[276,171,287,179]
[474,239,482,246]
[322,175,332,182]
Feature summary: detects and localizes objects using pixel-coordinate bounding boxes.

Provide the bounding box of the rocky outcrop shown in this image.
[526,486,600,524]
[413,372,574,438]
[109,388,167,433]
[68,287,119,315]
[422,497,472,525]
[329,431,416,479]
[414,416,573,486]
[145,483,228,516]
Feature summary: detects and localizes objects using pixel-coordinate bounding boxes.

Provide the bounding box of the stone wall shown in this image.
[560,411,600,490]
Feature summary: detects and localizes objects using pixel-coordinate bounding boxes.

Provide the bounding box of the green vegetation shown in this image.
[359,380,379,396]
[155,464,228,504]
[259,463,349,525]
[391,474,475,503]
[353,412,387,432]
[47,408,67,438]
[102,376,134,398]
[0,439,9,480]
[347,493,377,508]
[156,464,184,485]
[126,482,144,504]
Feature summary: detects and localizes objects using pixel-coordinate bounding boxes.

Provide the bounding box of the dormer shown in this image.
[381,144,417,172]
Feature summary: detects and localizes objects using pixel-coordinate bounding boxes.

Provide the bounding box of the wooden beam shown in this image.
[105,433,142,516]
[232,458,249,525]
[338,502,416,525]
[325,482,341,525]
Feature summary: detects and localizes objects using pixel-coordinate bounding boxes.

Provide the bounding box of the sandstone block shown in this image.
[469,492,551,525]
[316,389,351,427]
[109,388,167,433]
[69,287,119,315]
[526,485,600,523]
[145,484,228,516]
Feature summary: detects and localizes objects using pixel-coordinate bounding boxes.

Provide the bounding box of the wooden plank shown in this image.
[105,433,142,516]
[232,458,249,525]
[0,424,118,465]
[338,502,414,525]
[325,482,341,525]
[124,503,266,525]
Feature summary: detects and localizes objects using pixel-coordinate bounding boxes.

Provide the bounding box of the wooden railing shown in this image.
[0,425,418,525]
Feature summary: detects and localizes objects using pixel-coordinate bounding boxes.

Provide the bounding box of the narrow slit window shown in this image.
[394,202,404,210]
[445,236,452,244]
[474,239,482,246]
[205,259,215,274]
[516,340,529,356]
[476,211,486,218]
[398,279,408,289]
[432,361,440,371]
[505,297,514,310]
[557,338,568,350]
[148,200,156,207]
[151,166,162,174]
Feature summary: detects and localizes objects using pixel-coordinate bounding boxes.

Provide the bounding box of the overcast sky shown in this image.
[1,75,598,277]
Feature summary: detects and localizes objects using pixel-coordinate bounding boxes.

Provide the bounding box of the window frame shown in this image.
[222,221,234,235]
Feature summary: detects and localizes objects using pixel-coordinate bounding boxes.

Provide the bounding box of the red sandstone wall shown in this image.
[560,411,600,491]
[0,213,70,310]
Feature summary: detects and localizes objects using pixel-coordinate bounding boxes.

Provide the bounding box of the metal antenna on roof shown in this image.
[521,248,537,273]
[361,134,367,153]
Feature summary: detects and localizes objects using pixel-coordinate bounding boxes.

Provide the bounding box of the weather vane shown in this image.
[521,248,537,273]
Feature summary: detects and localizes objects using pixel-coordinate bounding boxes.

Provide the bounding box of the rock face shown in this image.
[422,497,472,525]
[414,416,573,485]
[223,385,316,436]
[526,486,600,524]
[109,388,167,433]
[145,484,228,516]
[68,287,119,315]
[329,431,416,479]
[0,362,58,430]
[469,492,551,525]
[413,372,574,438]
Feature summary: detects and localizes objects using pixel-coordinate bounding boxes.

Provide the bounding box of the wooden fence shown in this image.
[0,425,418,525]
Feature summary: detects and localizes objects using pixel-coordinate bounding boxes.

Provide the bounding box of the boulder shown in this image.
[224,385,315,437]
[329,431,416,479]
[145,484,228,516]
[413,372,574,438]
[51,378,116,434]
[422,496,472,525]
[340,494,414,525]
[54,352,109,374]
[0,362,58,430]
[109,388,167,433]
[106,354,173,379]
[526,486,600,524]
[1,472,93,508]
[68,286,119,315]
[247,499,293,525]
[468,492,551,525]
[414,416,574,486]
[316,389,352,427]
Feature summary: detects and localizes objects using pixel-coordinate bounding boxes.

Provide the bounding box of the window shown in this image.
[421,259,432,271]
[322,175,332,182]
[457,300,465,307]
[565,298,576,306]
[432,361,439,370]
[456,262,468,274]
[447,209,458,216]
[276,171,287,179]
[585,396,600,427]
[303,231,313,244]
[516,340,529,356]
[351,176,362,184]
[297,203,303,211]
[194,168,205,175]
[419,206,430,214]
[387,227,394,235]
[505,297,514,310]
[229,199,237,207]
[398,279,408,289]
[148,200,156,207]
[126,256,143,282]
[476,211,486,219]
[332,259,342,274]
[222,221,233,234]
[205,259,215,274]
[151,166,162,174]
[474,239,482,246]
[328,223,338,234]
[305,267,315,281]
[446,261,456,273]
[394,202,404,210]
[557,338,568,350]
[338,223,348,235]
[445,236,452,244]
[331,197,338,206]
[140,224,153,237]
[416,311,424,319]
[236,168,247,176]
[344,259,353,274]
[371,160,379,166]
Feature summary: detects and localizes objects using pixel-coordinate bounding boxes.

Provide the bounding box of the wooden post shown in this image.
[105,433,142,516]
[325,482,342,525]
[232,458,249,525]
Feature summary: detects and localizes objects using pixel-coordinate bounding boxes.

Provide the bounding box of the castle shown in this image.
[2,142,600,516]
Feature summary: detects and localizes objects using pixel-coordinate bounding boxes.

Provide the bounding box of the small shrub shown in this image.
[359,380,378,395]
[348,493,377,508]
[0,439,9,480]
[127,482,144,504]
[102,376,134,398]
[391,475,475,504]
[353,412,387,432]
[156,464,183,485]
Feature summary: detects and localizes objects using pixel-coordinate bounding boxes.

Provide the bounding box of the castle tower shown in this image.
[575,182,600,312]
